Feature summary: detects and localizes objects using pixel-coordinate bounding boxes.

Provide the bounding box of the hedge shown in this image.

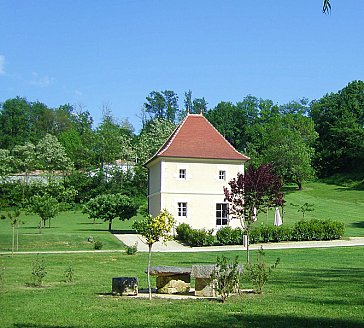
[175,219,345,247]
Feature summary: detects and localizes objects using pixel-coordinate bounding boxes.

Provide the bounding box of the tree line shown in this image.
[1,81,363,211]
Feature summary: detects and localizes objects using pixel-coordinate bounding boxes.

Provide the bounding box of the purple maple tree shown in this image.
[224,163,284,262]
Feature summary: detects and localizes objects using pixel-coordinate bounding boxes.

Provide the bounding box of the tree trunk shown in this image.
[16,222,19,251]
[108,220,112,232]
[147,243,153,300]
[246,230,250,263]
[12,224,15,255]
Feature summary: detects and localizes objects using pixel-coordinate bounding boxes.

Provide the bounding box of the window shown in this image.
[216,203,228,226]
[178,202,187,217]
[219,170,226,180]
[179,169,186,179]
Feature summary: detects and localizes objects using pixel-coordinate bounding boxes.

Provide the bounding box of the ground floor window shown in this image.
[216,203,228,226]
[178,202,187,218]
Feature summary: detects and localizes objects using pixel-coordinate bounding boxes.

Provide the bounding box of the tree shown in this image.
[0,149,14,182]
[132,209,175,300]
[144,90,180,123]
[323,0,331,14]
[247,99,317,189]
[83,193,137,231]
[183,90,208,116]
[0,97,31,149]
[26,194,60,231]
[1,210,22,254]
[224,164,284,262]
[95,112,134,174]
[310,80,364,177]
[135,118,176,164]
[36,134,74,174]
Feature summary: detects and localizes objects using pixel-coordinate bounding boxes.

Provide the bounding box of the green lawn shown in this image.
[0,247,363,327]
[0,181,363,253]
[257,182,364,237]
[0,211,136,253]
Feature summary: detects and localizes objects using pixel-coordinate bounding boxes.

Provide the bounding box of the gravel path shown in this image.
[1,235,363,256]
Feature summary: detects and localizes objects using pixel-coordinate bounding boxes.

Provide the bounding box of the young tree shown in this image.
[26,194,60,232]
[224,164,284,262]
[83,193,137,231]
[1,210,22,254]
[132,209,175,300]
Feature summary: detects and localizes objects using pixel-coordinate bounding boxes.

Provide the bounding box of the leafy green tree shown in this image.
[83,193,137,231]
[1,210,22,254]
[144,90,180,123]
[95,112,134,174]
[36,134,74,174]
[224,164,284,263]
[0,149,14,182]
[27,194,60,231]
[135,118,176,164]
[0,97,31,149]
[132,209,175,300]
[310,80,364,176]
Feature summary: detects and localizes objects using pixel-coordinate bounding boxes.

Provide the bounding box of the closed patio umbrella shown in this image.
[274,207,282,226]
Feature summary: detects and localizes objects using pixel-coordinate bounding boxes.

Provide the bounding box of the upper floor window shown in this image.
[179,169,186,179]
[178,202,187,217]
[219,170,226,180]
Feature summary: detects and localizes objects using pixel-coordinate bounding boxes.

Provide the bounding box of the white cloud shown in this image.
[0,55,5,75]
[29,72,55,87]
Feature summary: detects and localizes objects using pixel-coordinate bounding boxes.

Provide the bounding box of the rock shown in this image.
[112,277,138,296]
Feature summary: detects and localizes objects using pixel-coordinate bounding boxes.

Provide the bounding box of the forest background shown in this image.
[1,80,363,213]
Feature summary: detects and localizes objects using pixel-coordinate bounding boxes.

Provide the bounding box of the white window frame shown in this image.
[218,170,226,180]
[178,202,187,218]
[179,168,186,180]
[216,203,228,226]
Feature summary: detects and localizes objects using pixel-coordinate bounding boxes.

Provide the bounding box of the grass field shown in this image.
[0,247,363,327]
[0,181,363,327]
[0,181,363,253]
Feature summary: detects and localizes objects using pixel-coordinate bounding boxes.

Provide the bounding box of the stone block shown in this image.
[112,277,138,296]
[156,274,191,294]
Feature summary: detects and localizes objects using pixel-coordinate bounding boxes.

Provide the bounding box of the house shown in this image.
[145,113,250,231]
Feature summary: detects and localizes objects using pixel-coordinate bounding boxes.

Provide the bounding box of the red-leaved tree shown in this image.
[224,163,284,262]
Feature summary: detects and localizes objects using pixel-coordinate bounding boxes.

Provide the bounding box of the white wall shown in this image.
[148,157,245,231]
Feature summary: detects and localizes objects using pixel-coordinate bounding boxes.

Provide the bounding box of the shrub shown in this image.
[94,241,103,250]
[126,242,138,255]
[176,223,193,242]
[216,227,243,245]
[31,256,47,287]
[176,223,215,246]
[64,263,75,283]
[244,247,280,294]
[211,256,241,303]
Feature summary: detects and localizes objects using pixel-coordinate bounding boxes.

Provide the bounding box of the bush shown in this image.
[176,223,193,242]
[211,256,241,302]
[176,223,215,246]
[64,263,75,283]
[94,241,103,250]
[31,256,47,287]
[244,247,280,294]
[250,219,344,244]
[125,242,138,255]
[216,227,243,245]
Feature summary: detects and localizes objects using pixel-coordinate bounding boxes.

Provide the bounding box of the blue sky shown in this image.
[1,1,363,132]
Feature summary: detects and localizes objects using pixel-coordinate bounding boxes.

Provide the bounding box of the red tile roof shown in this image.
[146,114,249,165]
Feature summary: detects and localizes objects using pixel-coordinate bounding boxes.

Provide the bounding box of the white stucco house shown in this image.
[145,113,250,231]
